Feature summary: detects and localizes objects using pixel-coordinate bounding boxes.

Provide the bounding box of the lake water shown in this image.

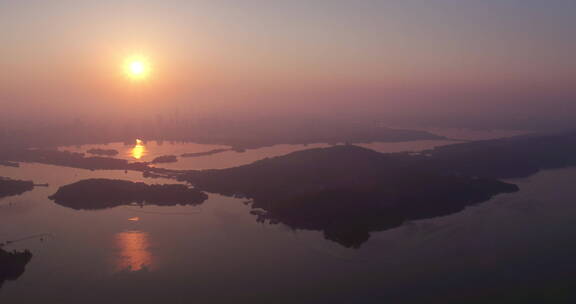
[2,136,574,303]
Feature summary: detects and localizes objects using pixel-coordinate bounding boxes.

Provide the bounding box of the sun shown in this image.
[130,61,145,75]
[123,55,151,80]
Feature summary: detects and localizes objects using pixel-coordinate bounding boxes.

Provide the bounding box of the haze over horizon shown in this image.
[3,2,576,303]
[1,0,575,130]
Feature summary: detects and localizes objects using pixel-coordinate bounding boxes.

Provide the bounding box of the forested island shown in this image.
[0,177,34,199]
[178,131,576,247]
[179,145,520,247]
[0,161,19,168]
[151,155,178,164]
[0,248,32,289]
[86,148,119,156]
[181,148,231,158]
[49,179,207,210]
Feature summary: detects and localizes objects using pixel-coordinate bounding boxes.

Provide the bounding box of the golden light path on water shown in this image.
[130,139,147,160]
[114,230,154,272]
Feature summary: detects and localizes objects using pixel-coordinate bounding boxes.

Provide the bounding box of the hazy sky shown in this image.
[1,0,575,127]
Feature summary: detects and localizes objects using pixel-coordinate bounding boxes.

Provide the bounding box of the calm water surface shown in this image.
[2,137,574,303]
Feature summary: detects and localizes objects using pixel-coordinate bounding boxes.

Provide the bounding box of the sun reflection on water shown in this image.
[114,230,153,271]
[130,139,147,160]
